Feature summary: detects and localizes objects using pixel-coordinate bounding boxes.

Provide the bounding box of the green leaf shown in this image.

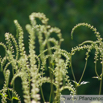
[72,81,89,87]
[0,93,8,97]
[80,81,89,85]
[92,76,102,80]
[12,97,19,100]
[72,81,80,87]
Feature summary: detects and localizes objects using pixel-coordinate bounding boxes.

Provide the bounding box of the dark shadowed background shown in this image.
[0,0,103,102]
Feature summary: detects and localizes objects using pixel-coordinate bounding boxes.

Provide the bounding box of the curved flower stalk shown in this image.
[4,32,19,72]
[5,33,19,60]
[29,12,63,63]
[27,12,75,102]
[7,88,21,103]
[71,23,103,95]
[0,56,7,72]
[1,70,10,103]
[0,69,21,103]
[26,18,40,103]
[0,89,21,103]
[18,58,31,103]
[52,50,76,102]
[0,43,7,72]
[14,20,25,56]
[0,43,7,54]
[38,47,76,102]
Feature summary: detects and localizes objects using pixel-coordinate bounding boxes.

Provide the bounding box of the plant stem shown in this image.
[79,60,87,84]
[99,80,102,95]
[40,86,45,102]
[95,62,99,77]
[70,56,76,81]
[99,62,103,95]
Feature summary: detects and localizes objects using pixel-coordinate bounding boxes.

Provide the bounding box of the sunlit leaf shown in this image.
[80,81,89,85]
[92,76,99,79]
[12,96,19,100]
[92,76,102,80]
[72,81,89,87]
[72,80,80,87]
[0,93,8,97]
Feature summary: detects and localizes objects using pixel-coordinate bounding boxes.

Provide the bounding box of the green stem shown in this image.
[11,68,15,103]
[79,60,88,84]
[76,86,78,94]
[70,56,76,81]
[49,74,54,102]
[49,73,53,102]
[45,32,54,102]
[99,62,103,95]
[7,89,12,100]
[40,86,45,102]
[99,80,102,95]
[70,56,78,94]
[95,62,99,77]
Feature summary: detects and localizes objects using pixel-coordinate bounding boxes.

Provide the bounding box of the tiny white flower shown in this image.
[31,100,36,103]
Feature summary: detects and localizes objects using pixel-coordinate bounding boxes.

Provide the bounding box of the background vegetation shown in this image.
[0,0,103,102]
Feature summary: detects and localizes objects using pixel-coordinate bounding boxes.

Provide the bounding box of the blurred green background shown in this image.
[0,0,103,102]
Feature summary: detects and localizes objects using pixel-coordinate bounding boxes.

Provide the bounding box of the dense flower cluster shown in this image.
[0,12,76,103]
[1,12,103,103]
